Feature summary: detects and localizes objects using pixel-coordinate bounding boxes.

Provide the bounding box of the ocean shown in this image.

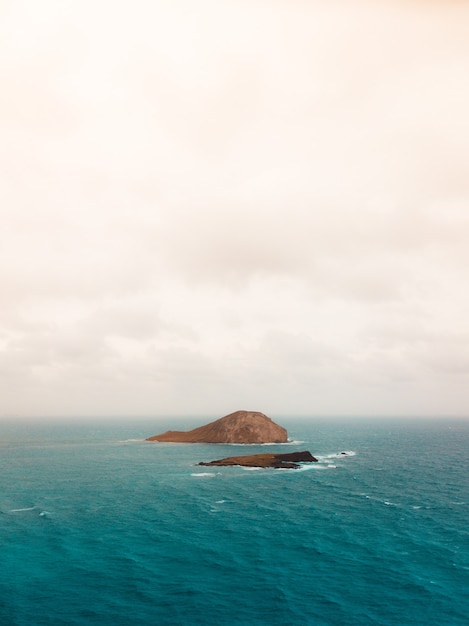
[1,417,468,626]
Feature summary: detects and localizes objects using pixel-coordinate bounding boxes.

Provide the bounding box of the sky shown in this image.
[1,0,469,420]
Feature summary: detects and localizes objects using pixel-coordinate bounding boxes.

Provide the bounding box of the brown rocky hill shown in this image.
[146,410,288,444]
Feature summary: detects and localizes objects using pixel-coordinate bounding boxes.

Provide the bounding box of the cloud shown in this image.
[1,0,469,417]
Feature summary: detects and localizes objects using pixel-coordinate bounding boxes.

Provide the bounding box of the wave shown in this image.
[117,439,145,443]
[7,506,52,517]
[191,472,216,477]
[359,494,425,510]
[297,464,334,471]
[295,464,320,472]
[316,451,357,462]
[226,440,304,446]
[327,450,356,457]
[238,463,337,473]
[8,506,39,513]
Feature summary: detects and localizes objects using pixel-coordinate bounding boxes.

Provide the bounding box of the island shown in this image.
[146,410,288,444]
[198,451,318,469]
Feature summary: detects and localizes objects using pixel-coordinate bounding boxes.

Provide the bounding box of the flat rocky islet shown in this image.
[198,450,318,469]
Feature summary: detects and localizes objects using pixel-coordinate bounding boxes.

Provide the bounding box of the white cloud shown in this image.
[1,0,469,418]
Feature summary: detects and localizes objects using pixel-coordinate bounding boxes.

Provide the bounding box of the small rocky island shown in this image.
[199,450,318,469]
[146,410,288,444]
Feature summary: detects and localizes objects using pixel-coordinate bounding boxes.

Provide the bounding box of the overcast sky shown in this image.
[1,0,468,420]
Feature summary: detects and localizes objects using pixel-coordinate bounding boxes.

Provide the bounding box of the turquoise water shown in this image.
[1,418,468,625]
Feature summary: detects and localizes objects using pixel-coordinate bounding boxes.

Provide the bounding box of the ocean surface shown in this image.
[1,417,468,626]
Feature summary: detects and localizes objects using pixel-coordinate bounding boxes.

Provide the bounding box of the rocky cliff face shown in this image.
[146,410,288,444]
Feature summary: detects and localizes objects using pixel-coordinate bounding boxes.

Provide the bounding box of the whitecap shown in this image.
[191,472,216,477]
[8,506,38,513]
[316,451,356,462]
[227,440,304,446]
[215,500,226,504]
[121,438,145,442]
[290,463,324,471]
[241,464,319,472]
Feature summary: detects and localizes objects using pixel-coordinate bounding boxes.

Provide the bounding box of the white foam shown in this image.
[8,506,38,513]
[317,451,356,462]
[333,450,356,457]
[230,439,305,446]
[295,464,318,471]
[239,463,321,472]
[191,472,216,477]
[215,500,226,504]
[117,439,145,443]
